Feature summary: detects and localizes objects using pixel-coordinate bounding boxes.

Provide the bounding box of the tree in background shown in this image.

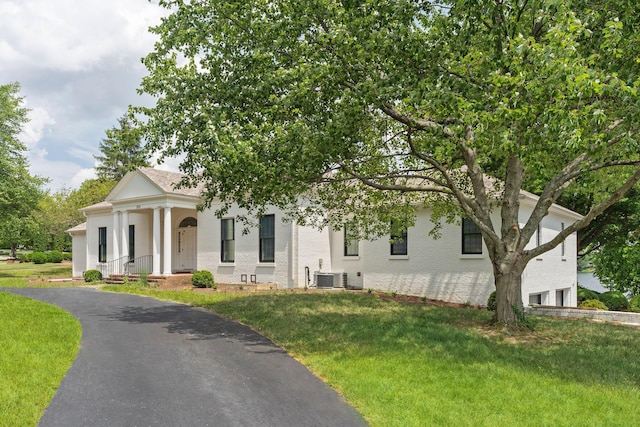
[0,82,45,257]
[592,235,640,296]
[137,1,640,326]
[31,179,117,252]
[94,114,150,181]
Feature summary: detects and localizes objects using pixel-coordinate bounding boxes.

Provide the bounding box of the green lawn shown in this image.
[0,262,73,287]
[0,293,81,427]
[103,286,640,426]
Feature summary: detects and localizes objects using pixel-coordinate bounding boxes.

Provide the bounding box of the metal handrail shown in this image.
[124,255,153,276]
[99,255,130,277]
[98,255,153,278]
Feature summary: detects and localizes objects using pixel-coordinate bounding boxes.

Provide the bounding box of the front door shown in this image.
[176,227,197,272]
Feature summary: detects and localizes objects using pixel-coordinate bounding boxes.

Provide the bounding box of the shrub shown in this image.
[24,252,33,263]
[599,291,629,311]
[487,291,496,311]
[577,286,600,304]
[47,250,63,263]
[630,295,640,313]
[579,299,609,310]
[62,252,73,261]
[83,270,103,283]
[191,270,215,289]
[31,252,47,264]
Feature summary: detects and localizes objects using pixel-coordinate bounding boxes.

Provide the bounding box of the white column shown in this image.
[112,212,120,262]
[121,210,129,260]
[152,208,161,276]
[163,207,172,276]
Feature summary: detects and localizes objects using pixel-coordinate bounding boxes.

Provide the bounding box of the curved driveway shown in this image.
[4,288,366,427]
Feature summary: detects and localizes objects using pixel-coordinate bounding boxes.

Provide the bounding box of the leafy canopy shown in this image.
[136,1,640,324]
[0,82,45,257]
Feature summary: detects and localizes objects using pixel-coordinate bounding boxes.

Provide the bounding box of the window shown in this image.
[556,290,565,307]
[179,217,198,227]
[390,222,408,256]
[536,223,542,247]
[128,225,135,261]
[98,227,107,263]
[561,222,565,257]
[529,293,542,305]
[344,224,359,257]
[221,218,235,263]
[462,218,483,254]
[259,214,275,262]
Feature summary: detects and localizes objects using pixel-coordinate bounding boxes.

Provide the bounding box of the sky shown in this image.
[0,0,181,191]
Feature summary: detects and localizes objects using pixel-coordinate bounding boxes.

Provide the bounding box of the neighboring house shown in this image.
[68,168,580,307]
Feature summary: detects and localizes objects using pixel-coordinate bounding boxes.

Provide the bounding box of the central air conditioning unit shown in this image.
[314,272,347,289]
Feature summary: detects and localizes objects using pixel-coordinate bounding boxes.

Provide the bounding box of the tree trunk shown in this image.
[10,244,17,259]
[492,258,526,327]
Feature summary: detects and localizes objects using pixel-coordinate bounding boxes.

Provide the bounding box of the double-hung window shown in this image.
[128,225,135,261]
[259,214,275,262]
[98,227,107,263]
[390,222,408,256]
[344,224,359,257]
[462,218,482,254]
[221,218,235,263]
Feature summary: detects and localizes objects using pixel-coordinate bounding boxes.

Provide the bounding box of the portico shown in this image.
[78,168,202,277]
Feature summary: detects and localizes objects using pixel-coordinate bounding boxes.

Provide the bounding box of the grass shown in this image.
[0,293,82,427]
[102,286,640,426]
[0,262,73,288]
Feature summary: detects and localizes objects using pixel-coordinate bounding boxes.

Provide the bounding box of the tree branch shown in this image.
[527,166,640,261]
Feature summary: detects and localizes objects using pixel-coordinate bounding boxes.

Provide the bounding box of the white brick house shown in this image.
[68,168,580,307]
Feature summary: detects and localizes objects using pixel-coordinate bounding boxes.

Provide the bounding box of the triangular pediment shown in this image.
[107,171,165,202]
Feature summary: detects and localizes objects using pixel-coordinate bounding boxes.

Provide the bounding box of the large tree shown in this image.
[31,179,117,252]
[137,0,640,326]
[94,114,150,181]
[0,82,44,257]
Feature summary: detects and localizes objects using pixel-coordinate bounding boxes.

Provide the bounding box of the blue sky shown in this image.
[0,0,181,191]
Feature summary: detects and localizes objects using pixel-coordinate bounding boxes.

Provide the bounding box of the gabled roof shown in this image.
[104,167,204,203]
[137,167,204,197]
[66,222,86,234]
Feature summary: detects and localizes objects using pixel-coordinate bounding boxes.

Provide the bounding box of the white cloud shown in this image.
[0,0,170,190]
[70,168,98,189]
[20,106,56,149]
[0,0,167,73]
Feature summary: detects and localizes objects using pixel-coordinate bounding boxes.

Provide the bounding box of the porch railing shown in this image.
[124,255,153,276]
[98,255,153,278]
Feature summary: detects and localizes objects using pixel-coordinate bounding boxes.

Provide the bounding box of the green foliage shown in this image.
[62,252,72,261]
[83,269,103,283]
[0,82,46,257]
[191,270,215,288]
[630,295,640,313]
[579,299,609,310]
[593,239,640,296]
[487,291,497,311]
[31,252,47,265]
[577,286,600,304]
[598,291,629,312]
[136,0,640,325]
[94,114,150,181]
[137,270,149,287]
[46,250,63,263]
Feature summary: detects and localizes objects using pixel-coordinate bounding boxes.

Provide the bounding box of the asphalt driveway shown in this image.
[4,287,366,426]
